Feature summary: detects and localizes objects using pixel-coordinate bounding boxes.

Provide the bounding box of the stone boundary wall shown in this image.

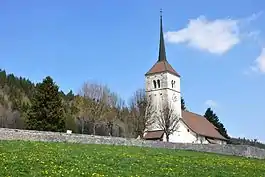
[0,128,265,159]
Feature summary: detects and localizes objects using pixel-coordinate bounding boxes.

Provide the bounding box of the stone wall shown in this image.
[0,128,265,159]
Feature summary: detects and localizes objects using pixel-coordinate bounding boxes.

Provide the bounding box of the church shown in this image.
[142,12,228,145]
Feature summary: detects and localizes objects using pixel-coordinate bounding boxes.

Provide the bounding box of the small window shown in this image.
[157,79,160,88]
[160,93,162,95]
[171,80,176,88]
[153,80,157,88]
[187,129,190,132]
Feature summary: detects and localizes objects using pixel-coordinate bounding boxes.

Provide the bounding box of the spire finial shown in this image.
[158,9,167,62]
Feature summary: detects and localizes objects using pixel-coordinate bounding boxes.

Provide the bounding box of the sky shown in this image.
[0,0,265,142]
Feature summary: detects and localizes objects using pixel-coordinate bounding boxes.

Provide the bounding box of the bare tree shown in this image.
[104,93,126,136]
[0,105,16,128]
[9,111,24,129]
[129,88,155,139]
[156,102,180,142]
[114,105,133,138]
[78,81,113,135]
[73,96,88,134]
[102,92,119,136]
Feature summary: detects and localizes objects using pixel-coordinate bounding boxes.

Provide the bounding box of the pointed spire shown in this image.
[145,9,180,77]
[158,9,167,62]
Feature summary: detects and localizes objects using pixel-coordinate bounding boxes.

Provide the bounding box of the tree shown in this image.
[73,95,90,134]
[78,82,110,135]
[156,102,180,142]
[0,69,7,88]
[65,90,75,101]
[129,88,155,138]
[228,137,265,149]
[63,98,78,133]
[204,107,229,139]
[26,76,65,132]
[0,105,9,128]
[181,97,187,110]
[103,92,125,136]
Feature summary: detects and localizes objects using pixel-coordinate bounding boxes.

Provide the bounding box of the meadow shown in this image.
[0,140,264,177]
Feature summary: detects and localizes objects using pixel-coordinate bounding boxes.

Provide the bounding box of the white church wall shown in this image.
[145,72,182,131]
[145,73,168,131]
[207,138,227,145]
[145,73,167,92]
[165,120,227,144]
[167,119,199,143]
[165,72,181,119]
[162,120,208,144]
[166,91,181,118]
[165,72,180,92]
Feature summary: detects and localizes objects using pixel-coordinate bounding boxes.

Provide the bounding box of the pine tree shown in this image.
[26,76,65,132]
[66,90,75,101]
[204,107,229,139]
[0,69,7,88]
[181,97,187,110]
[204,108,219,126]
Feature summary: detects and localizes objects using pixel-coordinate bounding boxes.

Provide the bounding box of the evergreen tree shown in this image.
[181,97,187,110]
[26,76,65,132]
[204,107,229,139]
[0,69,7,88]
[66,90,75,101]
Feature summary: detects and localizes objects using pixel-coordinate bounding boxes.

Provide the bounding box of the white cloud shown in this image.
[165,16,240,55]
[204,99,218,108]
[245,47,265,75]
[165,13,262,55]
[243,11,263,24]
[253,47,265,73]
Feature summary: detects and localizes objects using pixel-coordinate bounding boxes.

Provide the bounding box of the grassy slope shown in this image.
[0,141,264,177]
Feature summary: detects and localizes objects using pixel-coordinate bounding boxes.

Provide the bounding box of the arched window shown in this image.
[153,80,157,89]
[157,79,160,88]
[171,80,176,88]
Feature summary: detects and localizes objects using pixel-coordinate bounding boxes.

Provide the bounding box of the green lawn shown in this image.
[0,140,264,177]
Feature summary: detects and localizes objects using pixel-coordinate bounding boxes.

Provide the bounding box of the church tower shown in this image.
[145,10,182,131]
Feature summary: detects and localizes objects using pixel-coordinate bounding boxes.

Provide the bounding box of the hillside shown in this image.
[0,69,142,138]
[0,140,264,176]
[0,68,264,148]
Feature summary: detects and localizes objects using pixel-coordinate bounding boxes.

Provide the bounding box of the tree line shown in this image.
[0,69,263,148]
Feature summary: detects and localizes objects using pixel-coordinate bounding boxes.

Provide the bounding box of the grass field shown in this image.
[0,140,265,177]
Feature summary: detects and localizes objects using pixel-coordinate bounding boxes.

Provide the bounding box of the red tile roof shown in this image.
[181,111,227,140]
[145,60,180,77]
[143,130,164,140]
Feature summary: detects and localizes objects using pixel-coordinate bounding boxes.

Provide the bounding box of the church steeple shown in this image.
[145,9,180,77]
[158,9,167,62]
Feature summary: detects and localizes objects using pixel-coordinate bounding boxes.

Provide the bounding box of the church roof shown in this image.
[145,60,180,77]
[143,110,227,141]
[143,130,164,140]
[145,10,180,77]
[181,111,227,141]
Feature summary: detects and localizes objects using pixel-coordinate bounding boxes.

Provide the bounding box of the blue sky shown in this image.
[0,0,265,141]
